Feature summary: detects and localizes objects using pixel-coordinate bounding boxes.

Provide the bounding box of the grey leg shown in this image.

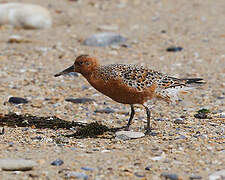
[125,104,135,131]
[143,105,151,134]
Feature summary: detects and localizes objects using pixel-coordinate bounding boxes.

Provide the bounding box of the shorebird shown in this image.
[55,55,205,134]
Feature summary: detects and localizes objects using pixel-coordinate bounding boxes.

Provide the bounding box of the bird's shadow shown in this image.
[0,113,124,139]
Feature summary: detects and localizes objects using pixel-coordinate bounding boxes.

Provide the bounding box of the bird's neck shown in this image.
[81,65,100,81]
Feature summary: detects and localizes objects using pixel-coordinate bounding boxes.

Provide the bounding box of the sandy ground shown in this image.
[0,0,224,179]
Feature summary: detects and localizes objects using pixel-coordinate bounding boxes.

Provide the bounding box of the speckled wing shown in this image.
[99,64,166,91]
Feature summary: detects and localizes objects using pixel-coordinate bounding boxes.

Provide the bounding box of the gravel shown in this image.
[0,0,224,179]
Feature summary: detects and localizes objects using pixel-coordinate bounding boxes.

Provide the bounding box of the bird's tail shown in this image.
[181,78,206,87]
[162,78,205,104]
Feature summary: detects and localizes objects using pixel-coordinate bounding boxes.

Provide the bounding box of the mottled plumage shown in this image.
[55,55,205,134]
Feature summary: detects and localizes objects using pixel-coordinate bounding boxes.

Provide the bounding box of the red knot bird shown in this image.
[55,55,205,134]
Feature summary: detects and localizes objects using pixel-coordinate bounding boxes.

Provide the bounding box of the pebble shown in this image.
[120,43,131,48]
[208,169,225,180]
[51,159,64,166]
[83,32,127,47]
[150,153,165,161]
[145,166,151,171]
[8,35,31,43]
[0,159,37,171]
[65,172,88,180]
[166,46,183,52]
[0,3,52,29]
[81,85,89,90]
[134,172,145,178]
[218,112,225,118]
[0,127,4,135]
[65,98,95,104]
[155,118,169,121]
[149,132,159,136]
[160,172,179,180]
[97,24,119,31]
[101,150,110,153]
[115,131,145,140]
[189,175,202,179]
[175,135,187,140]
[8,97,29,104]
[194,112,208,119]
[31,136,43,141]
[174,118,185,124]
[216,96,225,100]
[81,167,95,171]
[94,107,115,114]
[8,142,14,147]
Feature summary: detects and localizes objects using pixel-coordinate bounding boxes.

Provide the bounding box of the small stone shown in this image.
[101,149,110,153]
[97,25,118,31]
[145,166,151,171]
[174,118,185,124]
[161,172,179,180]
[218,112,225,118]
[65,172,88,180]
[115,134,131,140]
[194,112,208,119]
[175,135,187,140]
[166,46,183,52]
[155,118,168,121]
[28,174,39,178]
[110,44,120,50]
[31,136,42,141]
[8,142,14,147]
[208,169,225,180]
[216,97,225,100]
[8,35,31,43]
[81,85,89,90]
[149,132,158,136]
[134,172,145,178]
[121,43,131,48]
[189,175,202,179]
[83,32,127,47]
[115,131,145,140]
[194,108,210,119]
[8,97,29,104]
[65,98,95,104]
[51,159,64,166]
[0,159,36,171]
[81,167,95,171]
[94,107,115,114]
[150,153,165,161]
[0,127,4,135]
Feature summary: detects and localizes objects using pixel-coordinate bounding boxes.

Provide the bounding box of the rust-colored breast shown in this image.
[86,73,157,105]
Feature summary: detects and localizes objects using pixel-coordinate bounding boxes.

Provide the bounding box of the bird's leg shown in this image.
[143,105,151,134]
[125,104,135,131]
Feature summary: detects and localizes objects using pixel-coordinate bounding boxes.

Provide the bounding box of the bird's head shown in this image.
[54,55,99,77]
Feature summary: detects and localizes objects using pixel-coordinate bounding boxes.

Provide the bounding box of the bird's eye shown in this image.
[78,61,83,65]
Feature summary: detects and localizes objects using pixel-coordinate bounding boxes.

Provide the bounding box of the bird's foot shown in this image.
[124,126,130,131]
